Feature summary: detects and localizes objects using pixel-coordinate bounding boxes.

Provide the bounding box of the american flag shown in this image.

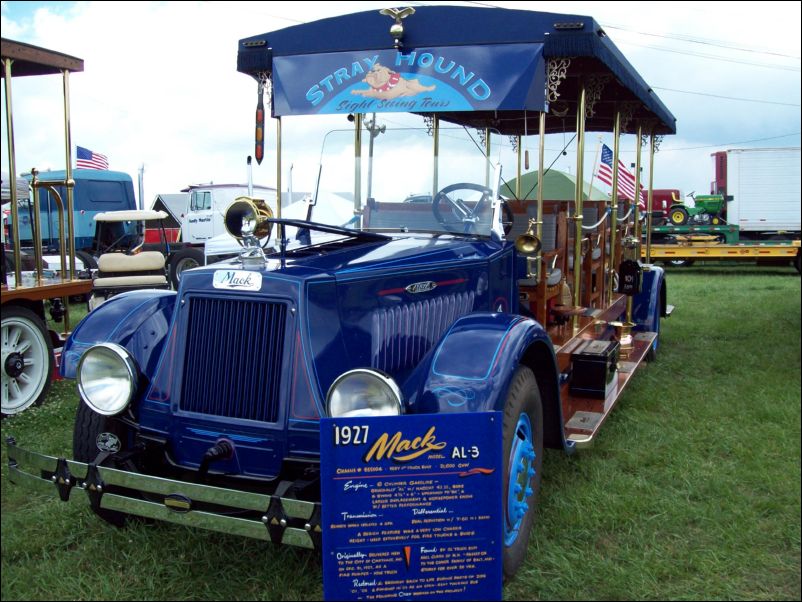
[76,146,109,170]
[595,144,640,201]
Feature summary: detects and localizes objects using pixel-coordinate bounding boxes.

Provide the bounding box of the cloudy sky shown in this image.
[2,0,800,206]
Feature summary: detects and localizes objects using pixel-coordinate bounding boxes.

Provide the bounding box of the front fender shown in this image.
[406,312,556,414]
[61,290,177,379]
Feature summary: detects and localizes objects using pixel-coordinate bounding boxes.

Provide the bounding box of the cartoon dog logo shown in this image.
[352,63,436,99]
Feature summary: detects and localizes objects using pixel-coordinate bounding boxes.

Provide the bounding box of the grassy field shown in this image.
[2,264,800,601]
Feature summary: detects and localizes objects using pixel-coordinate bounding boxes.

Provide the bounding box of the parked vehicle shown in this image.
[646,148,801,269]
[10,169,137,252]
[666,191,731,226]
[87,209,171,310]
[165,182,275,288]
[7,5,676,584]
[1,38,92,416]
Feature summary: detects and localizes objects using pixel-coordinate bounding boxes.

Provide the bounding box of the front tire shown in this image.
[1,305,54,416]
[502,365,544,581]
[73,401,133,526]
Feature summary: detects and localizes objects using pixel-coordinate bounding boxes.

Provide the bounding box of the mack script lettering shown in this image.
[363,426,447,463]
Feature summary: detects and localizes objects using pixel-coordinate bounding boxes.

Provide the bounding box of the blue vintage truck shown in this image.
[7,5,675,583]
[11,169,137,252]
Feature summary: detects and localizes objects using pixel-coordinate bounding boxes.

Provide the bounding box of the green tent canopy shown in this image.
[501,170,608,201]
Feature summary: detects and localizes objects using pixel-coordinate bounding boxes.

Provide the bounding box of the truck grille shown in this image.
[371,292,475,373]
[181,297,287,422]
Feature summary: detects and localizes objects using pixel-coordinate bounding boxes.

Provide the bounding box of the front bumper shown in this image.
[6,438,322,549]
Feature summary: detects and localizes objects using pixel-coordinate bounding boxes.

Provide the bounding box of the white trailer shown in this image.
[715,147,801,236]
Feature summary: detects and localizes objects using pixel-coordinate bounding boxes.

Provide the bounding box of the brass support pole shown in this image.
[354,113,363,227]
[276,116,284,247]
[485,128,491,188]
[30,170,44,285]
[61,68,75,332]
[627,124,644,327]
[3,57,22,287]
[608,111,621,302]
[516,135,522,199]
[634,125,643,251]
[646,131,656,263]
[432,115,439,197]
[535,112,545,283]
[572,84,587,317]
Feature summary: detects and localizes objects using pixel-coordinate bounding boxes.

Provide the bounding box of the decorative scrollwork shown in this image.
[423,114,434,136]
[619,102,639,133]
[584,74,611,118]
[257,71,272,110]
[476,128,487,146]
[509,135,518,153]
[653,135,664,153]
[547,58,571,103]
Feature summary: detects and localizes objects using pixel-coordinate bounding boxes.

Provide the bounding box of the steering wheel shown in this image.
[432,182,493,233]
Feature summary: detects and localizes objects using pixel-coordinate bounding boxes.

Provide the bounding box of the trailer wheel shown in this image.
[502,365,543,581]
[169,248,205,290]
[1,306,54,416]
[667,258,694,268]
[73,401,136,526]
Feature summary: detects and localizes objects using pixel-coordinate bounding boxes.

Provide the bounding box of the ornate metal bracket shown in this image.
[619,102,639,133]
[509,135,518,153]
[423,114,434,136]
[585,74,611,118]
[547,58,571,103]
[257,71,273,110]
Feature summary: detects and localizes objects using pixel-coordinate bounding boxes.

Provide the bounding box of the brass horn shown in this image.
[515,218,542,256]
[224,196,274,242]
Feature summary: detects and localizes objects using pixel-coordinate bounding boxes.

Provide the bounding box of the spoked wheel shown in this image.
[1,306,54,416]
[502,365,544,580]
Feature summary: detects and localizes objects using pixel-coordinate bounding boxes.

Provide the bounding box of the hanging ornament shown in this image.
[255,77,265,165]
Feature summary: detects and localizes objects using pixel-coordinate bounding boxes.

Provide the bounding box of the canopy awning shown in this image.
[238,6,676,135]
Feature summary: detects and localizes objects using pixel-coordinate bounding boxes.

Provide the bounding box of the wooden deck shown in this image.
[1,279,92,303]
[546,293,657,448]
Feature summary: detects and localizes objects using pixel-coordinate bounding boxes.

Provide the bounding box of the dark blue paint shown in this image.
[61,230,565,479]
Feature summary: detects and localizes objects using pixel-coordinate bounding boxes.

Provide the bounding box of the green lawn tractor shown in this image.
[668,191,733,226]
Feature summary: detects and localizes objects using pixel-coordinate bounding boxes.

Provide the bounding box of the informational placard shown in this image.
[321,412,502,601]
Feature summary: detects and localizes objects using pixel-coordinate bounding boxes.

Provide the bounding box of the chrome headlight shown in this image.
[326,369,403,418]
[78,343,138,416]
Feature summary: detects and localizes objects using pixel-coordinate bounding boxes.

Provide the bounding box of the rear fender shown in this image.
[633,265,665,336]
[61,290,177,378]
[404,312,566,449]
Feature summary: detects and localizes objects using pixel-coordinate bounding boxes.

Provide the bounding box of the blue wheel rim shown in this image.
[504,413,536,547]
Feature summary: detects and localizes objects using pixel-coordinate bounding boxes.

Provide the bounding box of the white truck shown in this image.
[163,183,276,288]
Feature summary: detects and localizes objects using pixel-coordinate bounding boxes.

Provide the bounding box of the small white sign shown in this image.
[212,270,262,291]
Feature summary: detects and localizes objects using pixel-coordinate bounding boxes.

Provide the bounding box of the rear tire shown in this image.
[502,365,544,581]
[1,305,54,417]
[169,247,205,290]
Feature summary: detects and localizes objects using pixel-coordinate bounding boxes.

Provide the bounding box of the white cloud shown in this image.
[2,1,800,205]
